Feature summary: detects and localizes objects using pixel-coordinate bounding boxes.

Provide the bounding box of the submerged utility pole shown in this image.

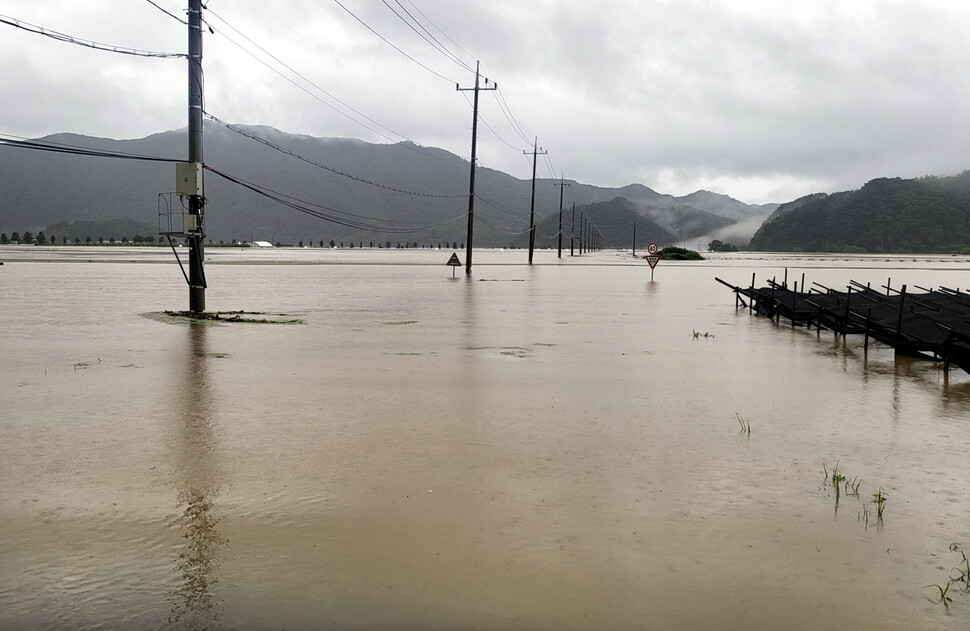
[555,176,570,259]
[457,62,496,276]
[570,202,576,256]
[187,0,206,312]
[525,138,548,264]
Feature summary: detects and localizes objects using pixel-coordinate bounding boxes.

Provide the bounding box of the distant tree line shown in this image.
[0,230,471,250]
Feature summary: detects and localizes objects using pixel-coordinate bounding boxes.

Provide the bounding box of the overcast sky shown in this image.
[2,0,969,204]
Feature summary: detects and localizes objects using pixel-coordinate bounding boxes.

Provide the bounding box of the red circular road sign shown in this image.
[647,242,659,255]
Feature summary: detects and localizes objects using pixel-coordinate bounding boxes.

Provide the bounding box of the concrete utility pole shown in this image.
[570,202,576,256]
[187,0,206,312]
[457,62,496,276]
[579,211,586,254]
[555,176,570,259]
[525,138,548,264]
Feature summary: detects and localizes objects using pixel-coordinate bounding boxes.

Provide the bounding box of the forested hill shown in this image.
[532,197,677,250]
[748,172,970,253]
[0,122,770,247]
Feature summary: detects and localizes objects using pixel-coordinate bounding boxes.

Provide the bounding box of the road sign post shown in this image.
[645,242,660,280]
[446,252,462,278]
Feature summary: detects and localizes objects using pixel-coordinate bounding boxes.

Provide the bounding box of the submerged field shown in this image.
[2,246,970,630]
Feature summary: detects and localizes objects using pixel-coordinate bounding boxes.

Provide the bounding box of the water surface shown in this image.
[2,247,970,630]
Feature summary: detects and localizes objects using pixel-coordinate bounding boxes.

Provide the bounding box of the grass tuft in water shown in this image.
[735,412,751,435]
[925,582,953,611]
[873,488,887,519]
[949,543,970,592]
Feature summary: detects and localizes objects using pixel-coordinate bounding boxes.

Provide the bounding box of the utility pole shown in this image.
[187,0,206,312]
[579,211,585,254]
[457,62,496,276]
[570,202,576,256]
[525,138,548,264]
[632,222,637,256]
[555,175,570,259]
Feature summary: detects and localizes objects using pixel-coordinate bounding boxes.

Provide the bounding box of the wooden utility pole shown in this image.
[457,62,496,276]
[187,0,206,312]
[525,138,548,264]
[555,176,570,259]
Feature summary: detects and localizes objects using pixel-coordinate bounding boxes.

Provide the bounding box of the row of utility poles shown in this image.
[177,4,606,310]
[458,64,608,274]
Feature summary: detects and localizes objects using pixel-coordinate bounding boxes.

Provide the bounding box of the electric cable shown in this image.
[205,112,465,199]
[0,14,186,58]
[203,7,448,163]
[0,133,183,163]
[204,165,466,234]
[144,0,187,24]
[331,0,456,84]
[382,0,474,73]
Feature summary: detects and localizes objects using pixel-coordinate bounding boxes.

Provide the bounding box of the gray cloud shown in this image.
[1,0,969,204]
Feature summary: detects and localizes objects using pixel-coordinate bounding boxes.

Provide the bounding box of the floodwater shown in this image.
[3,246,970,630]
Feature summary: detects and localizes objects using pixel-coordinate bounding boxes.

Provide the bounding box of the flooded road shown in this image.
[2,247,970,629]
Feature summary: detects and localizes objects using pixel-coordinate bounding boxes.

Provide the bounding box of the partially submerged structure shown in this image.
[717,275,970,375]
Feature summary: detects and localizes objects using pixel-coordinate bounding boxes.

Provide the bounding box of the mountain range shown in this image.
[749,172,970,253]
[0,122,773,248]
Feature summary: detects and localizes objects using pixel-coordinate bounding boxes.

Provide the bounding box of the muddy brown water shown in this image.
[2,246,970,630]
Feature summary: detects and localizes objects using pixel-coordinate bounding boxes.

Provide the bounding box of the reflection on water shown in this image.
[166,323,225,630]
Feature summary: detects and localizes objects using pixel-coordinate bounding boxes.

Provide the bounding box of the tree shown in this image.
[22,231,33,244]
[329,240,335,248]
[12,232,20,242]
[37,231,46,244]
[85,236,91,243]
[0,233,6,244]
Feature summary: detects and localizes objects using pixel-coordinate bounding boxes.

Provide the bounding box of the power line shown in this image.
[401,0,477,66]
[205,165,466,234]
[203,7,447,162]
[332,0,456,84]
[144,0,187,24]
[204,8,403,143]
[0,14,186,58]
[493,87,532,145]
[0,133,183,163]
[205,112,465,199]
[458,91,527,152]
[381,0,474,73]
